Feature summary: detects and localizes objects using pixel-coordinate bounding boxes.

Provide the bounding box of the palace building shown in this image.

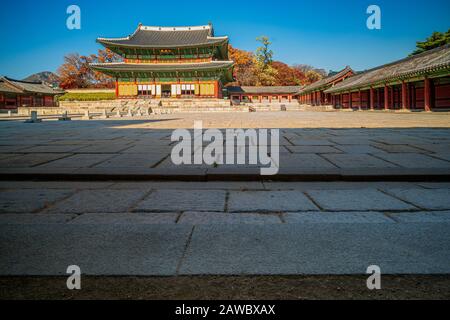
[0,76,64,110]
[227,86,302,104]
[298,66,354,106]
[300,44,450,111]
[90,23,234,99]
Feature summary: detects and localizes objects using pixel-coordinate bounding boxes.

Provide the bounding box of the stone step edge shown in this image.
[1,169,450,182]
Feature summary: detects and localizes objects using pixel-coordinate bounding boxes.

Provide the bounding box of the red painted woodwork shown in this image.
[434,81,450,109]
[384,85,389,110]
[401,82,408,109]
[424,77,432,111]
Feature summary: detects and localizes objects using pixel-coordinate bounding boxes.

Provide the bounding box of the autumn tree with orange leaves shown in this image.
[58,49,121,89]
[228,39,324,87]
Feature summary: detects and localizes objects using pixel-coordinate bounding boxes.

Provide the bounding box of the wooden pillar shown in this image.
[407,83,412,109]
[424,77,432,111]
[401,81,408,110]
[384,85,389,110]
[288,95,292,103]
[214,80,219,98]
[390,86,394,109]
[348,92,352,109]
[115,78,119,98]
[376,88,381,109]
[358,90,362,109]
[369,87,375,110]
[340,93,343,108]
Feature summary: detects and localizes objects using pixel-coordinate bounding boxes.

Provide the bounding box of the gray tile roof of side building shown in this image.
[90,61,234,72]
[97,24,228,48]
[325,44,450,94]
[227,86,303,95]
[0,77,64,95]
[299,66,354,93]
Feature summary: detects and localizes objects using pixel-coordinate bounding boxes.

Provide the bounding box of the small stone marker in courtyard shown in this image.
[25,111,42,123]
[101,109,109,119]
[116,109,122,118]
[127,108,133,117]
[7,111,12,117]
[58,111,71,121]
[82,110,92,120]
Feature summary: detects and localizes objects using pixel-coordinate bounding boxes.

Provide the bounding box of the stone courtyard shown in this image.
[0,111,450,180]
[0,111,450,278]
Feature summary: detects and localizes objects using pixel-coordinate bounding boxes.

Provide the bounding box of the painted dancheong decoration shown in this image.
[90,23,234,99]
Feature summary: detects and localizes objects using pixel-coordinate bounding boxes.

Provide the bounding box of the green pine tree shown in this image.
[412,29,450,55]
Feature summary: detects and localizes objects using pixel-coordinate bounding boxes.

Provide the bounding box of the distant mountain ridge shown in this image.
[23,71,60,87]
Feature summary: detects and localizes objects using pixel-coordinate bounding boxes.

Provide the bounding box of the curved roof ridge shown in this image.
[139,25,212,31]
[300,66,354,93]
[4,76,43,85]
[325,44,450,93]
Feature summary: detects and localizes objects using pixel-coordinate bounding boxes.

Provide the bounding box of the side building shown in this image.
[324,44,450,111]
[297,66,354,106]
[227,86,302,104]
[0,76,64,110]
[90,24,234,99]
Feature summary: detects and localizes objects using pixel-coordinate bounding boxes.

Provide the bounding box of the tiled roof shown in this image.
[0,80,23,94]
[227,86,303,94]
[299,66,354,93]
[325,44,450,93]
[97,24,228,48]
[0,77,63,95]
[90,61,234,72]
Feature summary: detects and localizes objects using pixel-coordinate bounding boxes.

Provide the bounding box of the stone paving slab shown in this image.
[306,189,417,211]
[0,224,192,276]
[388,211,450,223]
[0,153,72,168]
[332,145,387,154]
[228,191,319,212]
[283,212,395,224]
[275,153,338,169]
[370,143,428,154]
[285,145,342,154]
[44,190,147,214]
[0,189,74,213]
[0,180,115,190]
[373,153,450,169]
[384,188,450,210]
[110,181,265,190]
[37,154,116,168]
[321,154,398,169]
[179,223,450,275]
[69,212,179,224]
[92,154,166,168]
[178,212,282,224]
[0,214,77,224]
[134,189,226,212]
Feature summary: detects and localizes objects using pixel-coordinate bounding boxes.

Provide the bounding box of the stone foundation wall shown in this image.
[17,99,236,116]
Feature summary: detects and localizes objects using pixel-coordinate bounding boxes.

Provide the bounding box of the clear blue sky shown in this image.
[1,0,449,79]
